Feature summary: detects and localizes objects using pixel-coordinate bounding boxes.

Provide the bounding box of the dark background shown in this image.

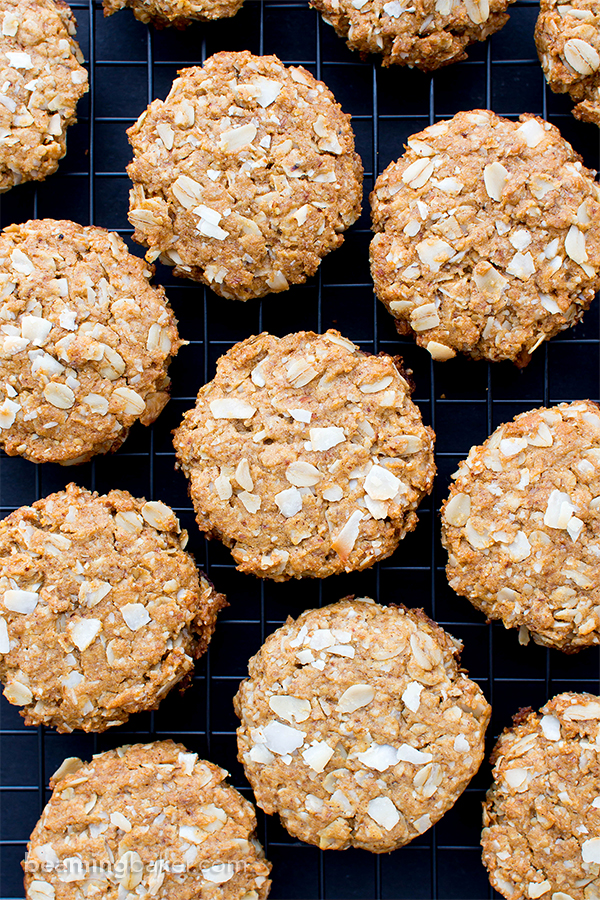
[1,1,599,896]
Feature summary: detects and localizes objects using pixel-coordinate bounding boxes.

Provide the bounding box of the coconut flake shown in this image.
[364,465,401,501]
[220,123,257,152]
[263,721,306,755]
[332,510,364,560]
[3,589,38,614]
[286,460,322,486]
[274,487,303,518]
[483,162,509,201]
[516,118,546,148]
[582,838,600,864]
[357,743,399,771]
[402,681,424,712]
[367,797,400,830]
[69,618,102,651]
[413,813,432,834]
[540,714,561,741]
[288,408,312,423]
[268,695,311,723]
[499,437,527,457]
[209,398,256,419]
[253,77,283,107]
[202,864,235,885]
[504,531,531,562]
[338,684,374,713]
[309,426,345,451]
[544,489,576,529]
[397,743,433,765]
[302,740,334,772]
[121,603,151,631]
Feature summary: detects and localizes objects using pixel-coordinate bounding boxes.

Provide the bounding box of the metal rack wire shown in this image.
[1,1,600,896]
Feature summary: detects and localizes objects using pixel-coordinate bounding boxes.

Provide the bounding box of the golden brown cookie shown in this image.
[482,692,600,900]
[310,0,515,69]
[103,0,244,26]
[0,0,88,191]
[0,219,182,464]
[370,110,600,364]
[126,51,363,301]
[536,0,600,126]
[441,401,600,652]
[173,330,435,580]
[234,598,491,852]
[23,741,272,900]
[0,484,226,732]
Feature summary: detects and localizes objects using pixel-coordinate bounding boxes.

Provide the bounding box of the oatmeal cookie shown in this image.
[0,219,182,464]
[441,401,600,652]
[536,0,600,126]
[310,0,514,69]
[23,741,272,900]
[173,330,435,581]
[370,110,600,365]
[103,0,243,26]
[234,598,491,852]
[482,692,600,900]
[0,0,88,192]
[0,483,226,733]
[126,51,363,301]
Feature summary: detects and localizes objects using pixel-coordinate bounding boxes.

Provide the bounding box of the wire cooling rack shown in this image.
[1,1,600,897]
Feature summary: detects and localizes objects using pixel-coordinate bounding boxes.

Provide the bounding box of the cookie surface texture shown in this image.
[103,0,243,25]
[441,401,600,652]
[310,0,514,69]
[173,330,435,580]
[0,0,88,191]
[370,110,600,364]
[24,741,272,899]
[234,598,491,852]
[536,0,600,126]
[482,692,600,900]
[127,51,363,301]
[0,484,226,732]
[0,219,182,464]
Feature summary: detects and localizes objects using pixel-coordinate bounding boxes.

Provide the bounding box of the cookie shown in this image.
[0,219,182,464]
[441,401,600,653]
[0,0,88,192]
[103,0,243,26]
[126,51,363,301]
[536,0,600,126]
[0,483,226,733]
[173,330,435,581]
[23,741,272,900]
[370,110,600,365]
[482,692,600,900]
[310,0,514,69]
[234,597,491,852]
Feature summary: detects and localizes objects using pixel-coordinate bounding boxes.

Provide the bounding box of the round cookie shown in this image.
[126,51,363,301]
[234,598,491,852]
[310,0,514,70]
[0,219,182,464]
[103,0,243,26]
[0,0,88,192]
[23,741,272,900]
[370,109,600,365]
[0,483,226,732]
[441,401,600,653]
[173,329,435,581]
[482,692,600,900]
[536,0,600,126]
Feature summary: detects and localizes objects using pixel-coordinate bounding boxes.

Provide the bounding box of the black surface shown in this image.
[1,2,600,898]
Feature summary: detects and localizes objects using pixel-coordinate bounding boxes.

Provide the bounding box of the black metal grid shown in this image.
[1,2,600,897]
